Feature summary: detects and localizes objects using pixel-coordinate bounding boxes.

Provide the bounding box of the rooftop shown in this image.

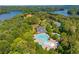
[36,26,47,33]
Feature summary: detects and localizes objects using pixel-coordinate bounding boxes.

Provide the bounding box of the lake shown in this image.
[0,10,23,20]
[50,9,70,16]
[0,9,71,21]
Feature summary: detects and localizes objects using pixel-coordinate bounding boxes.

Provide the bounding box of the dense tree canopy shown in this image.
[0,6,79,54]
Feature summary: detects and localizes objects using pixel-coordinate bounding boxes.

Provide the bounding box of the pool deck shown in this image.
[33,32,59,51]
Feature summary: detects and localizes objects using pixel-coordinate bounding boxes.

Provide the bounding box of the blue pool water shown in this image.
[0,10,23,20]
[34,33,60,48]
[34,33,49,42]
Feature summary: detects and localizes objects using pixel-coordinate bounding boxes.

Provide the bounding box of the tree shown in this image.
[0,40,10,54]
[10,37,29,54]
[26,16,41,25]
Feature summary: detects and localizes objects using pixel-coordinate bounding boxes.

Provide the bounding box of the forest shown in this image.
[0,6,79,54]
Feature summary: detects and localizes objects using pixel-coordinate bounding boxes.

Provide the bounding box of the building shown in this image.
[36,26,47,33]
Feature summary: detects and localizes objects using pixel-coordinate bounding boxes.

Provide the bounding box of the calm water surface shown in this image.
[52,9,70,16]
[0,10,23,20]
[0,9,70,21]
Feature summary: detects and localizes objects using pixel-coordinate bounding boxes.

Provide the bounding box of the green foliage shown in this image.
[0,6,78,54]
[52,34,59,39]
[0,9,9,14]
[26,16,41,25]
[68,8,79,15]
[10,37,28,54]
[0,40,10,54]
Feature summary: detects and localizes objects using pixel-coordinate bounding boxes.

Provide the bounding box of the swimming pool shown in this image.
[34,33,49,42]
[33,33,60,50]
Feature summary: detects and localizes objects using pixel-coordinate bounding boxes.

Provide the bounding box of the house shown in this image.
[54,21,61,27]
[36,26,47,33]
[33,26,60,51]
[26,14,32,17]
[21,14,32,19]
